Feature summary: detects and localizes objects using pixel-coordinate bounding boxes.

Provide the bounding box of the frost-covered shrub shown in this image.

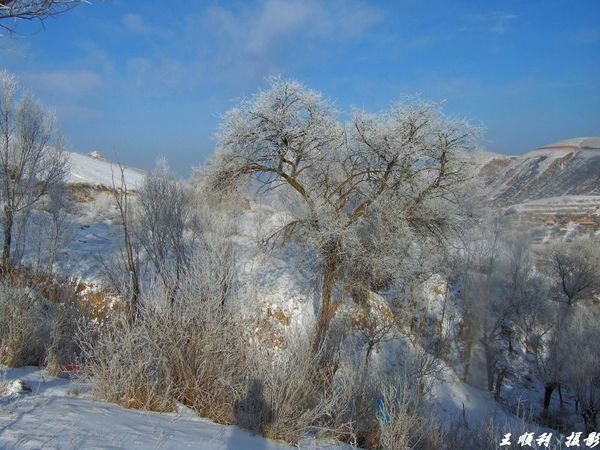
[45,297,87,376]
[77,312,176,411]
[244,333,355,444]
[377,372,442,450]
[0,282,51,367]
[78,288,248,418]
[0,277,86,372]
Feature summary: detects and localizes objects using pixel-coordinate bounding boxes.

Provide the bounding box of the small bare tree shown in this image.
[111,163,140,323]
[0,70,68,275]
[27,182,73,274]
[564,308,600,433]
[134,159,192,308]
[546,240,600,307]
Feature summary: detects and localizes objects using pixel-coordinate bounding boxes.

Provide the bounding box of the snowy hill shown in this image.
[481,137,600,204]
[66,151,145,190]
[478,137,600,241]
[480,137,600,205]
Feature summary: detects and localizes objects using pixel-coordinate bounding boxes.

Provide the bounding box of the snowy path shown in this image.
[0,367,295,450]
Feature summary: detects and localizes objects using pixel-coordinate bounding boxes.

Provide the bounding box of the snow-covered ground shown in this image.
[508,195,600,213]
[66,151,145,189]
[1,148,588,448]
[1,367,345,450]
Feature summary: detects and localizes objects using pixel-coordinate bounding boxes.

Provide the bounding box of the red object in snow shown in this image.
[64,364,80,372]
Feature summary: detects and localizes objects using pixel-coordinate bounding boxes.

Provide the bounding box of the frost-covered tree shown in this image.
[27,182,74,274]
[457,215,550,400]
[110,163,141,323]
[546,241,600,306]
[534,303,575,413]
[135,159,192,307]
[530,240,600,414]
[563,308,600,433]
[0,70,68,274]
[211,77,478,344]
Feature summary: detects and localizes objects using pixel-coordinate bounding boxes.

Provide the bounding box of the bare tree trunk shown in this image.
[583,408,597,435]
[365,343,373,370]
[484,344,495,392]
[1,207,13,275]
[438,283,449,351]
[494,368,505,401]
[544,383,555,412]
[123,213,139,324]
[463,339,473,382]
[314,247,336,348]
[558,383,564,409]
[112,165,140,325]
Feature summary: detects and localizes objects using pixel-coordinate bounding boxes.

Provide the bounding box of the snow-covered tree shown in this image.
[211,77,478,344]
[135,159,192,307]
[0,70,68,274]
[546,240,600,306]
[110,163,141,323]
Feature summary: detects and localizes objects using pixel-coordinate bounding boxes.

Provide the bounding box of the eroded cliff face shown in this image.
[477,137,600,242]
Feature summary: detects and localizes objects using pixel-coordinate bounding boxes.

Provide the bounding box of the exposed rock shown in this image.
[477,137,600,242]
[88,150,106,161]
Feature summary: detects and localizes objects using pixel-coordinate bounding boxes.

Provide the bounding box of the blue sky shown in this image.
[1,0,599,175]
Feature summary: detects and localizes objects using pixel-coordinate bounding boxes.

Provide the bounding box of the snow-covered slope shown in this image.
[478,137,600,241]
[0,367,310,450]
[66,151,145,189]
[480,137,600,204]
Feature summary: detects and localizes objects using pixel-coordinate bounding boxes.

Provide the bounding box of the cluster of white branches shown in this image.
[0,70,69,275]
[456,213,600,430]
[210,77,480,344]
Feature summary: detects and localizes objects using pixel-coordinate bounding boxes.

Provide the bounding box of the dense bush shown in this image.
[0,279,83,371]
[0,282,50,367]
[78,283,452,448]
[77,291,248,418]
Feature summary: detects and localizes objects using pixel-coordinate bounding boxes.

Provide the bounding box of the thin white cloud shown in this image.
[122,13,170,38]
[122,13,150,34]
[24,70,103,97]
[126,56,201,91]
[205,0,381,83]
[462,12,517,35]
[76,41,116,75]
[56,105,103,121]
[117,1,380,91]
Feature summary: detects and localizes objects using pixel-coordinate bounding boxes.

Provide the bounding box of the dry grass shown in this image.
[0,276,84,372]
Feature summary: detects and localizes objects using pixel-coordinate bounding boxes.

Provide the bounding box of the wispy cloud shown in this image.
[431,77,482,96]
[112,1,382,91]
[24,70,103,97]
[122,13,150,34]
[204,0,381,83]
[462,12,517,35]
[56,105,103,121]
[126,56,197,91]
[122,13,171,39]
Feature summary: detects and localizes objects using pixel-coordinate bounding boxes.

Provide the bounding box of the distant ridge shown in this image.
[477,137,600,241]
[479,137,600,204]
[535,137,600,152]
